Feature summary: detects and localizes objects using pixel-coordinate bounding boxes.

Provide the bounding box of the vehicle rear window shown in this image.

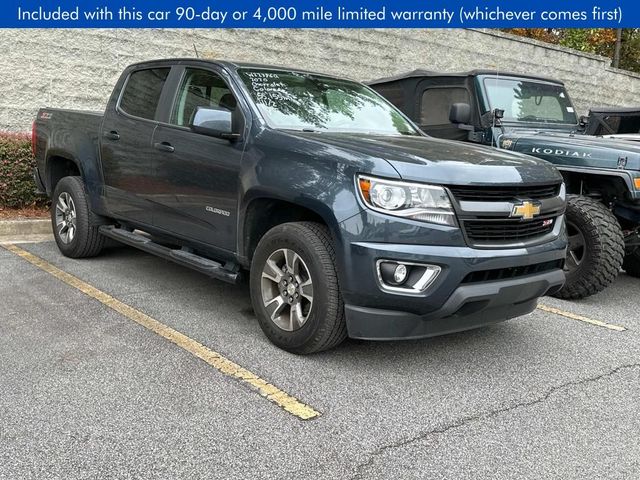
[373,84,405,111]
[119,68,170,120]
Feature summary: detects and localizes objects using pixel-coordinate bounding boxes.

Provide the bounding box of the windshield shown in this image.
[483,77,578,125]
[238,68,419,135]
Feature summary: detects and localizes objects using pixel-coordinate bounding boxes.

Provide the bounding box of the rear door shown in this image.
[100,66,171,225]
[149,65,245,252]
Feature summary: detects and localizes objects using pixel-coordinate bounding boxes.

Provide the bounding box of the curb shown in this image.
[0,219,52,236]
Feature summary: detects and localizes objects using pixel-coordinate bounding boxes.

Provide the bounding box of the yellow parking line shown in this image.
[3,243,321,421]
[537,303,626,332]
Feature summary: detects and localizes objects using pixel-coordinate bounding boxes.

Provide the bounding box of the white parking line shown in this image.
[537,303,627,332]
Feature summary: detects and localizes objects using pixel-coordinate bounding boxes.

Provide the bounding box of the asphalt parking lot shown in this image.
[1,240,639,479]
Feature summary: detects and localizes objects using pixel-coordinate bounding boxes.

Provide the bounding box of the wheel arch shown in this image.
[45,152,84,195]
[559,168,631,199]
[239,195,339,267]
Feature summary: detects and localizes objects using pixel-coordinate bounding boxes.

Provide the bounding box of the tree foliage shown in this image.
[503,29,640,74]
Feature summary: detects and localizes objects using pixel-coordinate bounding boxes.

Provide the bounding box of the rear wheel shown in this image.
[51,176,105,258]
[554,195,623,299]
[250,222,347,354]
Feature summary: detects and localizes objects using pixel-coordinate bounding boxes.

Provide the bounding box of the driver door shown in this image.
[150,67,245,252]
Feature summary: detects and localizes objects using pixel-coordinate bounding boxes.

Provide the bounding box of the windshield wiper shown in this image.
[280,128,322,133]
[518,115,549,123]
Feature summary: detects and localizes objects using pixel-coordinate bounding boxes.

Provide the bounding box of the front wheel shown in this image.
[554,195,624,299]
[51,176,105,258]
[250,222,347,354]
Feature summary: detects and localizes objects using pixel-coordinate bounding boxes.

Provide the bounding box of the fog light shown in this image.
[376,260,442,295]
[393,264,408,284]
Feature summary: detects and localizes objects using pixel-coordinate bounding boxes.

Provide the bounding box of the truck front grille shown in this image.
[448,183,561,202]
[462,216,556,243]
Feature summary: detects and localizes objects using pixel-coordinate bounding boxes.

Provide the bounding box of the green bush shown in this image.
[0,132,44,208]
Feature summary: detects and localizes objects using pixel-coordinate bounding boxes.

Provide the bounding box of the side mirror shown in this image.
[579,115,589,129]
[190,106,239,140]
[449,103,471,124]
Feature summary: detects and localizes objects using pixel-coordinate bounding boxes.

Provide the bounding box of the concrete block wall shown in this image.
[1,28,639,131]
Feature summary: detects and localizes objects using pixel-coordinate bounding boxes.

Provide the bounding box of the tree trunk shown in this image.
[613,28,623,68]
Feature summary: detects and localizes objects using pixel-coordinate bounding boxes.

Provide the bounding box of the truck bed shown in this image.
[33,107,104,195]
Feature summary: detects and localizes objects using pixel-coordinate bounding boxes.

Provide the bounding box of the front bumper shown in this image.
[336,215,567,340]
[346,269,564,340]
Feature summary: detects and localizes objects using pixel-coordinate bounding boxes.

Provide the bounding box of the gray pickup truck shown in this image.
[33,59,566,353]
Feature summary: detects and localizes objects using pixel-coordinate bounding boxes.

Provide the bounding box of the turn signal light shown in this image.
[359,177,371,202]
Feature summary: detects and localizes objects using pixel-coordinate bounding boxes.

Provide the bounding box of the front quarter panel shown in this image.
[239,128,401,226]
[238,127,402,273]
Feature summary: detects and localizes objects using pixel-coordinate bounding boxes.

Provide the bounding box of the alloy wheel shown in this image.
[260,248,314,331]
[55,192,77,244]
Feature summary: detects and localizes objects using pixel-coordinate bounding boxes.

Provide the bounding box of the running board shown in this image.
[99,226,240,284]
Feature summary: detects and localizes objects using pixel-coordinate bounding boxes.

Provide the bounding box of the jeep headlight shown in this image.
[357,175,456,226]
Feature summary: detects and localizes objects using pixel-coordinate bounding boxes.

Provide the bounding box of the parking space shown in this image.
[2,240,639,479]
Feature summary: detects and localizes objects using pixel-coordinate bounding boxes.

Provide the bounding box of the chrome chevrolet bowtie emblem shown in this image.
[511,201,541,220]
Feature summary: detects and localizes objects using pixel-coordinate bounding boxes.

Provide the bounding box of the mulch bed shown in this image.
[0,205,49,219]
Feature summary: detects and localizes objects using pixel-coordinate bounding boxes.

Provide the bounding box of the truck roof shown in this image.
[125,58,357,82]
[367,69,565,86]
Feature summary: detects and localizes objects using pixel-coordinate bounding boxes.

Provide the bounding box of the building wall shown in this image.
[2,28,639,131]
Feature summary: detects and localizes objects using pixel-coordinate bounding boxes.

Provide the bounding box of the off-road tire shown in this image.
[623,249,640,278]
[51,176,105,258]
[554,195,624,299]
[250,222,347,354]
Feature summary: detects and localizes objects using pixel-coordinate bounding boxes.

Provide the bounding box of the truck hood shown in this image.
[286,131,562,186]
[502,129,640,171]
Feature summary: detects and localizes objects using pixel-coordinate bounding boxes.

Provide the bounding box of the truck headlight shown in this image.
[357,175,456,226]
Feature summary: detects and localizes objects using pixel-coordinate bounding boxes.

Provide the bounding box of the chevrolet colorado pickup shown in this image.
[370,70,640,299]
[33,59,567,353]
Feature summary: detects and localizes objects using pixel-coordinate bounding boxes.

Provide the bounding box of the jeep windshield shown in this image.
[238,68,419,136]
[482,76,578,126]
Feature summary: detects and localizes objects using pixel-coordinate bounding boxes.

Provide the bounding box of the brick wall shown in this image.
[2,28,639,131]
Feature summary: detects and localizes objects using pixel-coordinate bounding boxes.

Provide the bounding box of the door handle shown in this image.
[154,142,175,153]
[103,130,120,141]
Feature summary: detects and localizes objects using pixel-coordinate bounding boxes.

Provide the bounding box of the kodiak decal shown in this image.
[531,147,592,158]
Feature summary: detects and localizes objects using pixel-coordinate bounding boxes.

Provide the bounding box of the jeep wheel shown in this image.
[250,222,347,354]
[623,249,640,278]
[554,195,624,299]
[51,176,105,258]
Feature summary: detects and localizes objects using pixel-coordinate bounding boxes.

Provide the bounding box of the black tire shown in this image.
[51,176,105,258]
[250,222,347,354]
[554,195,624,299]
[623,249,640,278]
